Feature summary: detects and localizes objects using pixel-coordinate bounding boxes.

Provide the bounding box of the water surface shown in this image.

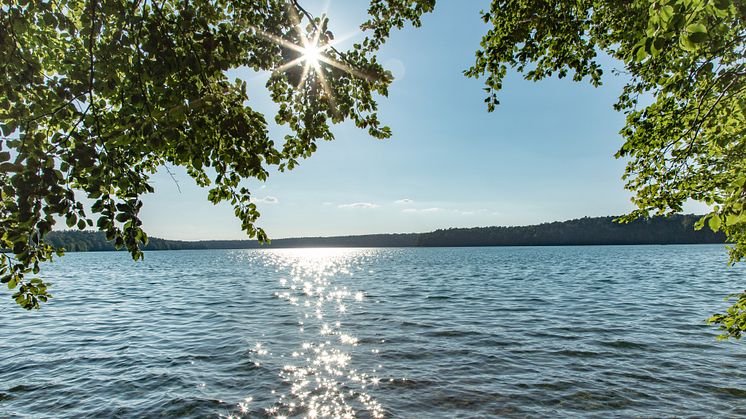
[1,245,745,417]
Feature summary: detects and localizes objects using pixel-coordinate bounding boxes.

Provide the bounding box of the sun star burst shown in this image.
[302,44,322,68]
[250,4,372,101]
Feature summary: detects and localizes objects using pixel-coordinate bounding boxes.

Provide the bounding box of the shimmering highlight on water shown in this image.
[1,245,746,417]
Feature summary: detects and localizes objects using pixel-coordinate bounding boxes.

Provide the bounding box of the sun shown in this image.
[251,4,373,96]
[302,43,322,68]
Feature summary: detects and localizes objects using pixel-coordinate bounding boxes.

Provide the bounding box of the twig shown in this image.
[23,94,87,124]
[163,165,182,193]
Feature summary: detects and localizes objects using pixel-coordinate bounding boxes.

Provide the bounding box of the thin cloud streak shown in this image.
[338,202,380,209]
[402,207,443,213]
[253,196,279,204]
[456,209,488,216]
[402,207,496,215]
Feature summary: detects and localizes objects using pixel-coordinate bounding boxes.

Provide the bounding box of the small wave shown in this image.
[427,387,508,411]
[596,340,650,350]
[520,380,576,391]
[382,377,438,389]
[550,349,608,358]
[553,389,636,410]
[380,350,433,361]
[710,386,746,398]
[422,329,484,338]
[399,321,435,329]
[155,396,229,418]
[7,384,42,393]
[674,341,718,350]
[468,337,513,348]
[616,371,668,384]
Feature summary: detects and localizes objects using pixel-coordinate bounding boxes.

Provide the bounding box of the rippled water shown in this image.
[2,245,746,418]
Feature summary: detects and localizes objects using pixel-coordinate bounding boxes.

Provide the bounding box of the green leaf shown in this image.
[686,23,708,43]
[660,5,675,22]
[713,0,730,10]
[679,33,697,51]
[635,45,649,61]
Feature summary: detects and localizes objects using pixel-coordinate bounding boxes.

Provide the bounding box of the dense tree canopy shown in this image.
[0,0,434,309]
[467,0,745,338]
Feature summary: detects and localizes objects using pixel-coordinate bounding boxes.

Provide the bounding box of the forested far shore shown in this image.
[42,215,725,252]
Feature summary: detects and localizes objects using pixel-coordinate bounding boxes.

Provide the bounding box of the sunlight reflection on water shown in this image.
[246,248,384,418]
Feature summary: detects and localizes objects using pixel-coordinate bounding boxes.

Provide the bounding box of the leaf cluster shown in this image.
[708,290,746,339]
[0,0,431,309]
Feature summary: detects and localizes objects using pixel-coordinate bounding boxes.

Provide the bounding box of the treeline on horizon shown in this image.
[43,214,726,252]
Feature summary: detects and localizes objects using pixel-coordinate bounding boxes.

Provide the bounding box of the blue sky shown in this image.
[138,1,706,240]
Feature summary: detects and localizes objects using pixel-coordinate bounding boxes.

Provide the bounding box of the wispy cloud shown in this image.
[402,207,443,213]
[253,196,279,204]
[401,207,495,215]
[456,208,488,216]
[338,202,380,209]
[394,198,413,204]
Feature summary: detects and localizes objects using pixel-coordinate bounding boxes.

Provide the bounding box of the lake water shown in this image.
[1,245,746,418]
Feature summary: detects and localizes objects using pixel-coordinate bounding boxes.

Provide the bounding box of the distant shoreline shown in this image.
[62,243,730,254]
[45,214,726,253]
